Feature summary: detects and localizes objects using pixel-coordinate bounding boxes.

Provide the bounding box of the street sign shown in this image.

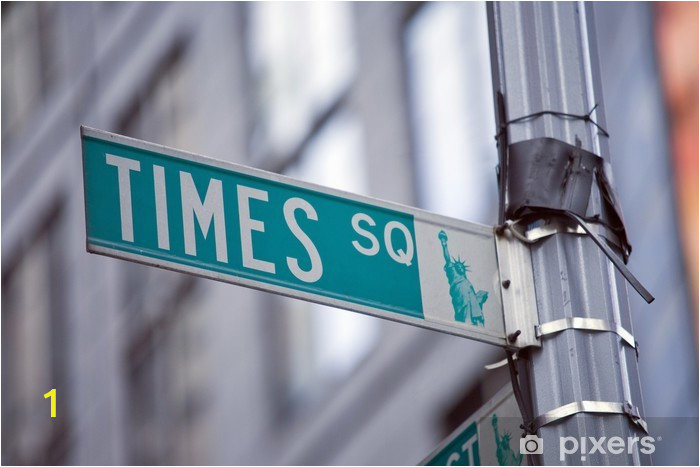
[421,385,525,466]
[81,127,537,347]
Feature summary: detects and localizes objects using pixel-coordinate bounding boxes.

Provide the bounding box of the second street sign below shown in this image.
[81,127,538,348]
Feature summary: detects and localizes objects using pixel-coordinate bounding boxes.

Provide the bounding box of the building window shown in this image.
[248,2,378,416]
[248,1,357,160]
[404,2,498,224]
[114,40,195,325]
[285,111,369,196]
[113,43,205,463]
[1,202,70,465]
[280,112,379,409]
[1,3,59,150]
[116,40,193,151]
[125,278,205,465]
[263,112,380,414]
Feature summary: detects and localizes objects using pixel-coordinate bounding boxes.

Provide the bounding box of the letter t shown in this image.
[106,154,141,242]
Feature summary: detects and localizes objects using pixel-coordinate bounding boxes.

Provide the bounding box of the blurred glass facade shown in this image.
[1,2,697,465]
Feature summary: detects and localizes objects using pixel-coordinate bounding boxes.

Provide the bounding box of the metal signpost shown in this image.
[422,3,654,466]
[487,2,652,465]
[81,126,539,349]
[422,385,524,466]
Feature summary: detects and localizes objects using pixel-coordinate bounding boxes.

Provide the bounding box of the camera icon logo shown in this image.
[520,435,544,455]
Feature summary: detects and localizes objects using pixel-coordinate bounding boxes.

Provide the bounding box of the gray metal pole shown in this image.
[487,3,649,465]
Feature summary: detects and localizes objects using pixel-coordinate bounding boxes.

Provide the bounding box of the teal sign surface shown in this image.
[81,127,507,346]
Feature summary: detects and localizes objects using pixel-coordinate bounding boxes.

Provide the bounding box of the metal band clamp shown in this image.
[533,400,648,434]
[536,317,638,354]
[522,216,625,252]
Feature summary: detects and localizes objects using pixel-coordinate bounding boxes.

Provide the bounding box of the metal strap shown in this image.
[533,401,648,434]
[524,217,625,252]
[536,317,637,352]
[484,358,509,370]
[484,354,519,370]
[565,212,654,304]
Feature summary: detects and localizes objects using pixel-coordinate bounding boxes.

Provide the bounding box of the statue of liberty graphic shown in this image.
[492,414,523,466]
[438,230,488,326]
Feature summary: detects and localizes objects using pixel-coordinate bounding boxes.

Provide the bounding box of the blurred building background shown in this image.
[1,2,697,465]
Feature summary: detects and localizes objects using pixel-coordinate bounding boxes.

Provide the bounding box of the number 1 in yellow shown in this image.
[44,389,56,417]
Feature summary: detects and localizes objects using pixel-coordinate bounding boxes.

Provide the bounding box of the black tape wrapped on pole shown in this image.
[496,118,654,304]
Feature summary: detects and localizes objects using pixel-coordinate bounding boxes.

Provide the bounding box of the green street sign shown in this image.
[422,385,524,466]
[81,127,537,347]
